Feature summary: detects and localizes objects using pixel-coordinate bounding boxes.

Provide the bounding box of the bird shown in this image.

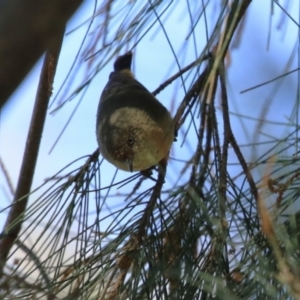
[96,52,175,172]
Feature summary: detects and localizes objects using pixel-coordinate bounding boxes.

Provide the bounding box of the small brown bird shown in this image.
[96,52,174,172]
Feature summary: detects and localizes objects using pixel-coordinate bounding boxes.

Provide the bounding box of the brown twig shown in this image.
[217,60,259,204]
[0,25,66,279]
[216,63,231,276]
[173,65,211,134]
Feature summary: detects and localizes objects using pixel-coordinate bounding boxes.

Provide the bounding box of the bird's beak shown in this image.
[126,158,133,172]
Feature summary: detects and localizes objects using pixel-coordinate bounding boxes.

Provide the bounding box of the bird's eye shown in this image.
[127,137,134,147]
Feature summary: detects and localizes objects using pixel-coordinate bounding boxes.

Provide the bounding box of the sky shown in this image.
[0,0,300,291]
[1,1,298,190]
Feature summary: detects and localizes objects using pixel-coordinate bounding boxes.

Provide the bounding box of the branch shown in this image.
[0,25,65,280]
